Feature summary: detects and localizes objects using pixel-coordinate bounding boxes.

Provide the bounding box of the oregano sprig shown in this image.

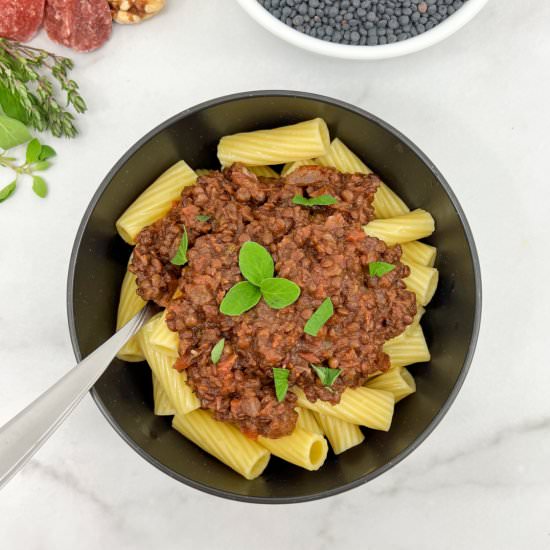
[0,125,56,203]
[220,241,301,316]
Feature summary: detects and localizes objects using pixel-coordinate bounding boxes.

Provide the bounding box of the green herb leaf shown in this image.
[272,367,290,402]
[32,176,47,198]
[171,227,188,266]
[211,338,225,364]
[32,160,51,171]
[304,297,334,337]
[0,115,32,150]
[0,86,30,124]
[260,278,301,309]
[292,194,338,207]
[368,261,395,277]
[219,281,261,316]
[311,365,342,387]
[26,138,42,163]
[239,241,274,286]
[38,145,57,161]
[0,180,16,203]
[196,214,210,222]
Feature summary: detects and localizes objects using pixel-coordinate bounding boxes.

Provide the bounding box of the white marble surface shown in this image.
[1,0,549,548]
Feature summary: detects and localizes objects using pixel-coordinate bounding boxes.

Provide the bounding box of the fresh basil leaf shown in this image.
[0,180,16,203]
[32,161,51,171]
[311,365,342,387]
[39,145,57,161]
[272,367,289,402]
[0,115,32,150]
[239,241,274,286]
[211,338,225,364]
[368,261,395,277]
[26,138,42,163]
[196,214,210,222]
[292,194,338,207]
[304,297,334,336]
[32,176,48,198]
[0,86,29,125]
[260,278,301,309]
[171,226,188,266]
[219,281,261,316]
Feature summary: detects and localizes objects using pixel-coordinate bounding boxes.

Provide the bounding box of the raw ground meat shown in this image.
[0,0,45,42]
[44,0,112,52]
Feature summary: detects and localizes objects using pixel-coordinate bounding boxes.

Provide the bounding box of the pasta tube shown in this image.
[248,165,279,178]
[402,259,439,306]
[315,138,409,219]
[258,428,328,471]
[195,168,213,176]
[116,267,146,362]
[139,316,200,416]
[149,309,179,358]
[363,209,435,245]
[296,407,323,435]
[281,158,318,176]
[314,413,365,455]
[366,367,416,402]
[217,118,330,167]
[400,240,437,267]
[116,161,197,244]
[295,387,394,431]
[152,374,176,416]
[384,324,430,368]
[173,411,270,480]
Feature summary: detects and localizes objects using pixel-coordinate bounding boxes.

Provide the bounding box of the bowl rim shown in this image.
[67,90,482,504]
[236,0,489,60]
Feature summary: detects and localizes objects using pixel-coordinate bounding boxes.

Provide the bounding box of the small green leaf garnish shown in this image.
[292,194,338,207]
[171,227,189,266]
[311,365,342,387]
[0,115,32,149]
[368,261,395,277]
[32,175,47,198]
[32,160,51,171]
[0,180,16,202]
[304,297,334,337]
[38,145,56,161]
[219,281,262,316]
[239,241,274,286]
[211,338,225,364]
[260,278,301,309]
[196,214,210,222]
[272,367,290,402]
[26,138,42,163]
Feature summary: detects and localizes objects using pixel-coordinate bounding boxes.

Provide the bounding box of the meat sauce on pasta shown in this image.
[129,164,417,439]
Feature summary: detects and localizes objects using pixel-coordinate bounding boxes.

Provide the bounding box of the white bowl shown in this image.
[236,0,488,60]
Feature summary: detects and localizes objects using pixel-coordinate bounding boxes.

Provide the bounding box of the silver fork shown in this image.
[0,303,155,490]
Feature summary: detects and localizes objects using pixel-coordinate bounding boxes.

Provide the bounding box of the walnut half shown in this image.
[109,0,166,24]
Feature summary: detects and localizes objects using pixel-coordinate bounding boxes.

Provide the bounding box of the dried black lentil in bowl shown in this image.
[258,0,469,45]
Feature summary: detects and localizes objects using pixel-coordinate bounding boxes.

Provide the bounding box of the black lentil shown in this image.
[257,0,468,45]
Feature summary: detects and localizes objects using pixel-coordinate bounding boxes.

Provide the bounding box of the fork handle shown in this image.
[0,306,153,490]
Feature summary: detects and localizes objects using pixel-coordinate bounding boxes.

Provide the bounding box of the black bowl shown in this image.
[67,91,481,503]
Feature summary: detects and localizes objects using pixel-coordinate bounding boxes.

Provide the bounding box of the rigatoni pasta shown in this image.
[366,367,416,402]
[258,428,328,471]
[116,161,197,244]
[173,411,270,480]
[116,117,439,480]
[314,413,365,455]
[363,209,435,245]
[116,267,146,362]
[217,118,330,166]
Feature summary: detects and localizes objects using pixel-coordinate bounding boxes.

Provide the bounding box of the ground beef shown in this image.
[130,164,416,439]
[0,0,45,42]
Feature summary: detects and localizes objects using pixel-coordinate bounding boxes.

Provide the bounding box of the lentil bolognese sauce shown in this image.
[130,163,417,439]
